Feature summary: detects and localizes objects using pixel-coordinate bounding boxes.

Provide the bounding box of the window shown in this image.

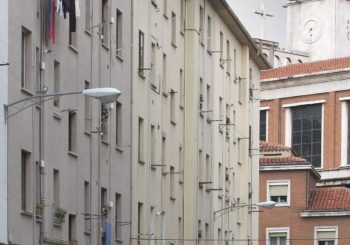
[84,81,92,132]
[218,228,222,245]
[138,117,145,163]
[69,26,77,47]
[267,228,289,245]
[199,78,204,114]
[180,0,185,33]
[199,6,204,43]
[151,125,156,165]
[53,169,60,207]
[291,104,322,167]
[68,214,77,243]
[85,0,91,30]
[205,223,209,243]
[138,31,144,75]
[115,193,122,241]
[179,146,183,183]
[207,16,212,51]
[206,154,211,182]
[198,220,202,239]
[274,55,280,68]
[170,89,176,124]
[284,57,292,66]
[162,53,167,93]
[267,181,290,206]
[116,9,123,57]
[21,27,32,91]
[178,217,183,244]
[35,161,41,213]
[260,110,268,141]
[102,0,109,46]
[206,84,211,113]
[234,49,237,79]
[151,42,157,87]
[101,104,109,142]
[101,187,107,208]
[219,96,223,117]
[137,202,143,245]
[171,12,177,46]
[218,162,222,188]
[198,150,203,182]
[226,40,231,74]
[163,0,168,17]
[68,111,77,153]
[315,227,337,245]
[116,102,122,146]
[53,61,60,107]
[162,135,167,167]
[21,150,32,212]
[170,166,175,200]
[219,31,224,66]
[347,101,350,165]
[180,69,184,109]
[84,181,91,231]
[35,47,40,92]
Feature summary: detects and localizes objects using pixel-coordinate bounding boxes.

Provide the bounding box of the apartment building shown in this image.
[131,0,269,244]
[0,0,8,243]
[259,141,350,245]
[5,1,131,244]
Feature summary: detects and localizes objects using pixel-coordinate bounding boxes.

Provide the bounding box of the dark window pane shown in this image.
[312,129,322,142]
[313,118,322,129]
[292,145,301,155]
[292,132,301,144]
[312,143,321,155]
[292,119,301,131]
[312,156,321,167]
[302,131,311,143]
[302,118,312,130]
[302,144,311,156]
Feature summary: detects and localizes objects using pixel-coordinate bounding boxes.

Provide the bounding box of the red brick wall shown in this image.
[259,170,350,245]
[261,90,350,169]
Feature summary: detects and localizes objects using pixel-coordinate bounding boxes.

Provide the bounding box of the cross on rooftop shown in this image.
[253,3,274,39]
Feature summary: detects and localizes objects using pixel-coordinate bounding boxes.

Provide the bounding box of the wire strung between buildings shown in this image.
[130,237,350,242]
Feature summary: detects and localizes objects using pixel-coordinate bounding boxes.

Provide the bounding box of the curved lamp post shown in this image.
[214,200,276,220]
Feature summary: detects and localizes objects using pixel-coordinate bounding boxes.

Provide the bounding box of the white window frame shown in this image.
[283,101,325,168]
[266,227,290,245]
[314,226,338,245]
[267,180,290,206]
[260,107,269,141]
[340,97,350,166]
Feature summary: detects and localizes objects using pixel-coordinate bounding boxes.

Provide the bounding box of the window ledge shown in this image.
[116,239,123,244]
[84,131,91,136]
[170,197,176,201]
[163,14,168,20]
[116,54,124,62]
[138,160,145,165]
[207,49,212,55]
[85,30,92,36]
[68,151,79,158]
[115,146,124,153]
[180,31,185,36]
[21,211,33,217]
[69,45,79,53]
[138,71,146,79]
[84,230,92,235]
[171,43,177,49]
[162,91,168,97]
[101,139,109,145]
[53,110,62,120]
[21,88,34,96]
[179,105,184,110]
[179,180,183,185]
[102,43,110,51]
[53,222,62,228]
[170,120,177,126]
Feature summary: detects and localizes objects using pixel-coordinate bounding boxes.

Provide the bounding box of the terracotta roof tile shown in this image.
[260,141,291,152]
[260,156,308,165]
[261,56,350,80]
[307,187,350,211]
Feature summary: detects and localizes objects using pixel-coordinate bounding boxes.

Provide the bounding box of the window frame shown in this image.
[266,227,290,245]
[314,226,338,245]
[284,101,325,168]
[260,108,269,141]
[267,180,290,206]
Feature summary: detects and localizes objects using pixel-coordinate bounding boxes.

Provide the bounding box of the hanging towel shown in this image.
[62,0,76,32]
[75,0,80,17]
[46,0,56,43]
[56,0,63,16]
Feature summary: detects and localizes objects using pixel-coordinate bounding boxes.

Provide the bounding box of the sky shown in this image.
[227,0,287,48]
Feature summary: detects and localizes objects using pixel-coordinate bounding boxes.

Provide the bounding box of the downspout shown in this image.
[130,0,134,244]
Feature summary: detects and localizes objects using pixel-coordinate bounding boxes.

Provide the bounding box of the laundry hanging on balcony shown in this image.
[46,0,81,44]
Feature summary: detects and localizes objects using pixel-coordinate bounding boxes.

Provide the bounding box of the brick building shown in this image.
[260,56,350,184]
[259,141,350,245]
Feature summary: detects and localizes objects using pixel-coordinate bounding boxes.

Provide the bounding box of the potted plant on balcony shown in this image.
[54,207,67,224]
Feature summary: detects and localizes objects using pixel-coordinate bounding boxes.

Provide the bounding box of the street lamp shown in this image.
[83,87,121,245]
[214,200,276,219]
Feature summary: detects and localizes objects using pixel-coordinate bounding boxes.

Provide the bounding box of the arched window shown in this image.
[284,57,292,66]
[274,55,280,68]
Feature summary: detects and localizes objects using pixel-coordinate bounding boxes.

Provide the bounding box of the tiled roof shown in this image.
[261,56,350,80]
[307,187,350,211]
[260,141,291,152]
[260,156,308,165]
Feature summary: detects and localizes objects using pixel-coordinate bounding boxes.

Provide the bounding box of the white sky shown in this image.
[227,0,287,48]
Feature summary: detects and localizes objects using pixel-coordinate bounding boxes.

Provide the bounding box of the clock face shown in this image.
[300,19,323,44]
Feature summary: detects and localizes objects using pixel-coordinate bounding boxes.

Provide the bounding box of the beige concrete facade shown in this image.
[131,0,269,244]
